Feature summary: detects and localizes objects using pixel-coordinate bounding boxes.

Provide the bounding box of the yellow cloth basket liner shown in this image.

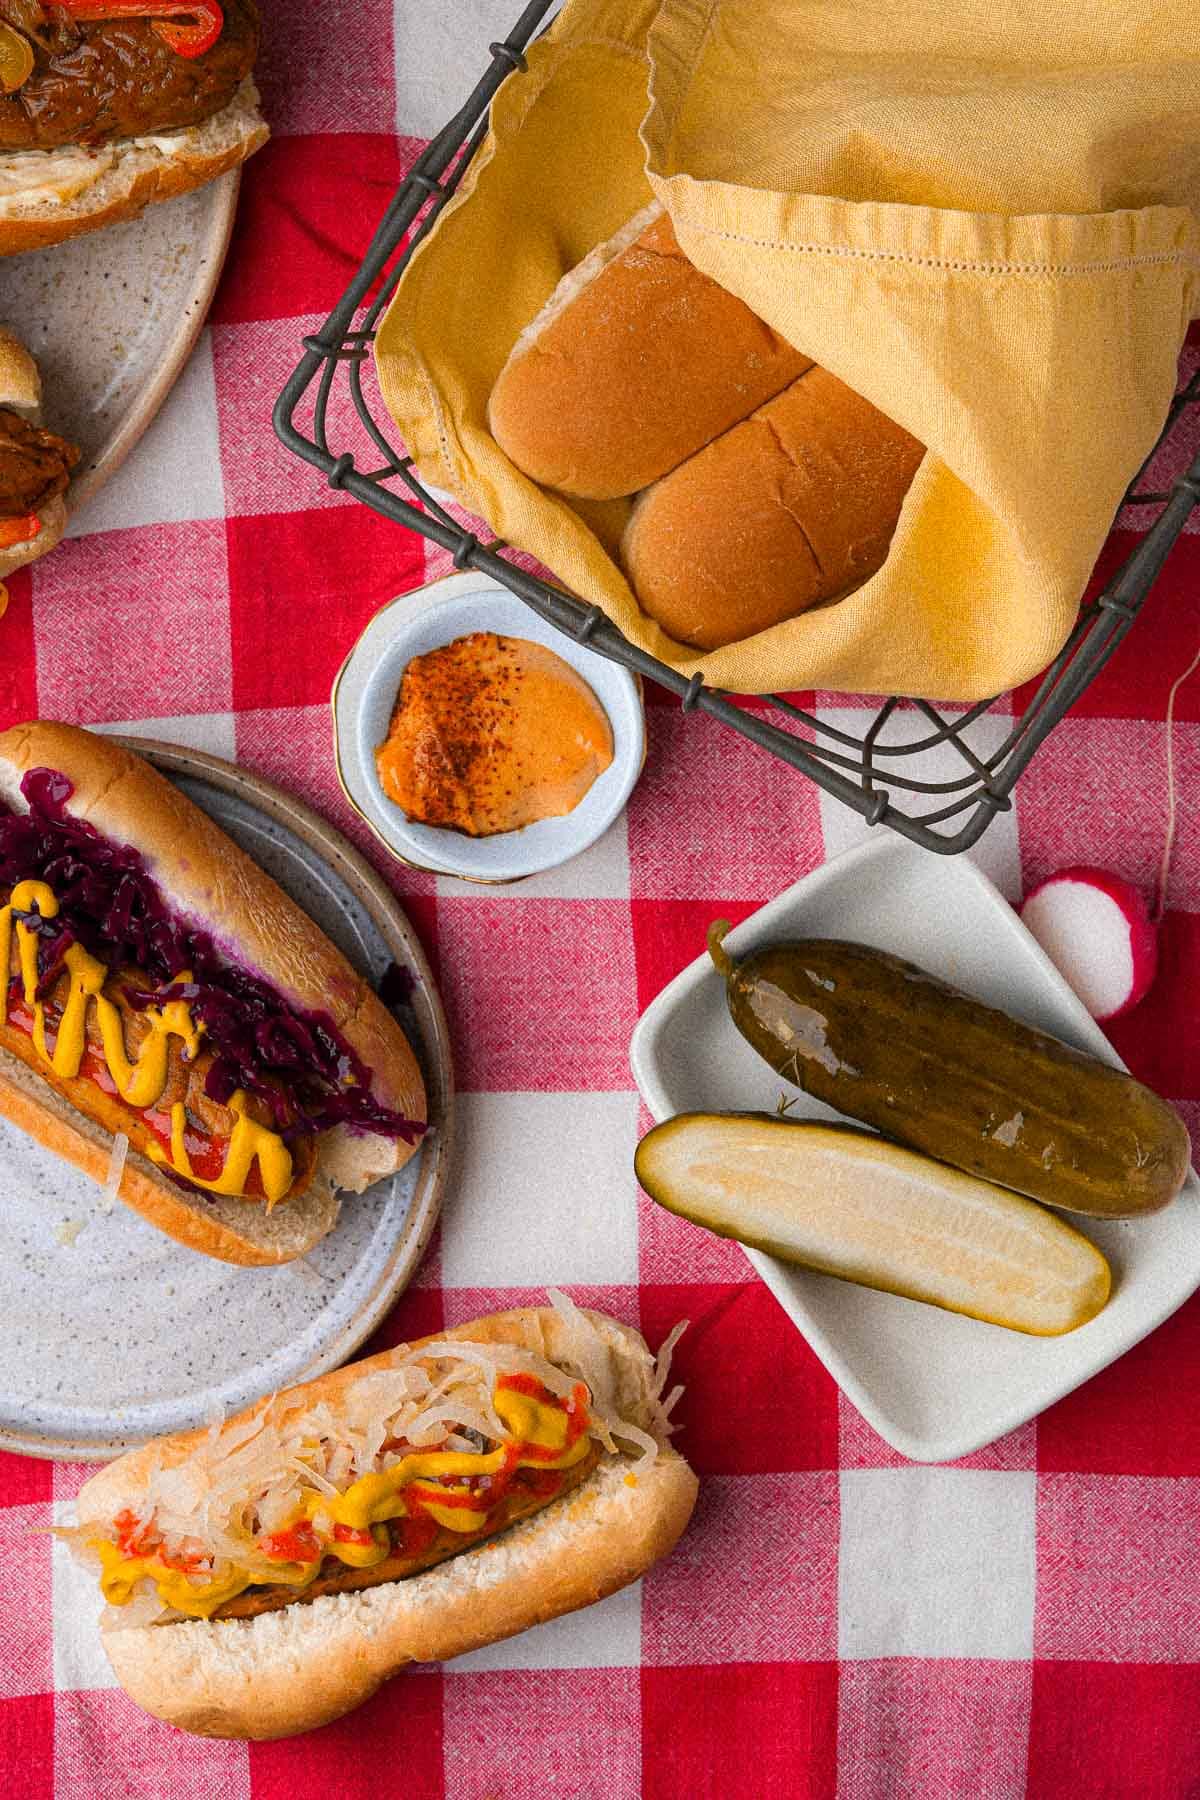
[375,0,1200,701]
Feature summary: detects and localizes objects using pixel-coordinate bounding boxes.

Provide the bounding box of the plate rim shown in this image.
[0,736,454,1462]
[65,169,241,517]
[629,833,1200,1463]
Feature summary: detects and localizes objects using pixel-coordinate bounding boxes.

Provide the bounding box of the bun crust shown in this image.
[80,1309,699,1739]
[0,81,266,255]
[488,205,811,500]
[0,326,40,412]
[0,723,425,1258]
[622,367,926,648]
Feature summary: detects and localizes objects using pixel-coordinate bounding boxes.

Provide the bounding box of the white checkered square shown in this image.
[814,704,1022,900]
[440,1091,640,1287]
[92,711,238,761]
[51,1502,118,1696]
[66,332,224,538]
[838,1468,1036,1660]
[392,2,519,139]
[449,1581,641,1673]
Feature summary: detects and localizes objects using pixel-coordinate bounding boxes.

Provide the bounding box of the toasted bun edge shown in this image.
[101,1449,698,1737]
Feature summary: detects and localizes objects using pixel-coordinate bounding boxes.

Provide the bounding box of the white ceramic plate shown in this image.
[333,573,645,883]
[630,835,1200,1463]
[0,173,238,511]
[0,742,453,1462]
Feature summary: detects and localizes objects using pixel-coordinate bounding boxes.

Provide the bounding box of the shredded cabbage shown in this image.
[59,1306,687,1628]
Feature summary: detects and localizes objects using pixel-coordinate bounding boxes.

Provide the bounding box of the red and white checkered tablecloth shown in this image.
[2,3,1199,1794]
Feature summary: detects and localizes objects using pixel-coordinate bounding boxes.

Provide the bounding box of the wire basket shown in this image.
[274,0,1200,856]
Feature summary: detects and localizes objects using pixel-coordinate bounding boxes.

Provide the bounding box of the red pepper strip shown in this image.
[0,512,40,550]
[58,0,224,59]
[258,1522,321,1564]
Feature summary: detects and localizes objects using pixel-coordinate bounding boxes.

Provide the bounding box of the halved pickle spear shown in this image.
[635,1114,1111,1336]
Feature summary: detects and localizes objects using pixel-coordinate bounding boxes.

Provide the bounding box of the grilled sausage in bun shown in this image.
[60,1298,698,1738]
[0,722,426,1264]
[0,325,77,574]
[0,0,266,252]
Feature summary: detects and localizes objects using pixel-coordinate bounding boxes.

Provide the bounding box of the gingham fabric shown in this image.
[0,4,1198,1795]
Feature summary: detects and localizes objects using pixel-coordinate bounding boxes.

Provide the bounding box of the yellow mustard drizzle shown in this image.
[147,1093,294,1209]
[92,1385,593,1619]
[0,879,292,1203]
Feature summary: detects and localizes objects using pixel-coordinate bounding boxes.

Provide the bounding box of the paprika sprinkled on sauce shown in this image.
[375,631,614,837]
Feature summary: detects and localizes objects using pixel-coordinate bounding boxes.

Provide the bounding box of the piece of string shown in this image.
[1154,620,1200,923]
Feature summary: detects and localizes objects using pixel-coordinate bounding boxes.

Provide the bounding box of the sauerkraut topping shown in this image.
[60,1298,685,1628]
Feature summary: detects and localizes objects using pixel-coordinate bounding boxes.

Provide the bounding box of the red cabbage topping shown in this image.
[0,769,424,1145]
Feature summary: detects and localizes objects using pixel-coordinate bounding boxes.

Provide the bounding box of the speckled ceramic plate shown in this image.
[0,740,453,1462]
[0,172,239,509]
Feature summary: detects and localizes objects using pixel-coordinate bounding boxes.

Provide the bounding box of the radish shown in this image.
[1020,867,1159,1022]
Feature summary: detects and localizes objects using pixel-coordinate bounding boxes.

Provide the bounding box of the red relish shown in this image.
[0,770,424,1145]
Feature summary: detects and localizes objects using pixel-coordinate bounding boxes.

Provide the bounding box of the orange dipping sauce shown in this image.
[375,632,614,837]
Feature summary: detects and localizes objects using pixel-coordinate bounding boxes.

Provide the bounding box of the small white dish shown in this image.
[333,574,645,883]
[630,834,1200,1463]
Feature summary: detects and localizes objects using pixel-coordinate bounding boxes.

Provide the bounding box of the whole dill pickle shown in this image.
[706,923,1190,1219]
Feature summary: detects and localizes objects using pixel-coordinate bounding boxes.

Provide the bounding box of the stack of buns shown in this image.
[488,204,924,651]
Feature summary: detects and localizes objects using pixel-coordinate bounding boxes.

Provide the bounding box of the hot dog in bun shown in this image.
[0,722,426,1264]
[60,1297,698,1739]
[0,0,266,252]
[0,325,77,574]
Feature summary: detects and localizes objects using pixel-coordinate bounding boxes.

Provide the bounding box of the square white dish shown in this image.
[629,835,1200,1463]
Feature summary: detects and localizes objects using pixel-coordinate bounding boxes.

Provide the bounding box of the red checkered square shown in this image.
[1036,1473,1200,1660]
[1013,531,1200,723]
[1105,908,1200,1102]
[227,507,425,712]
[52,1463,105,1504]
[233,703,436,897]
[54,1689,249,1799]
[636,1181,752,1285]
[212,134,409,327]
[213,316,411,520]
[839,1397,1036,1471]
[1027,1662,1200,1800]
[837,1660,1031,1800]
[642,1474,838,1664]
[0,1451,50,1507]
[1039,1293,1200,1475]
[0,568,36,726]
[630,898,760,1014]
[0,1695,53,1800]
[627,706,824,900]
[1018,716,1174,899]
[0,1504,52,1699]
[435,899,638,1091]
[641,1664,837,1800]
[250,1671,443,1798]
[363,1282,446,1355]
[443,1668,639,1800]
[638,1283,839,1474]
[33,523,231,724]
[256,0,397,137]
